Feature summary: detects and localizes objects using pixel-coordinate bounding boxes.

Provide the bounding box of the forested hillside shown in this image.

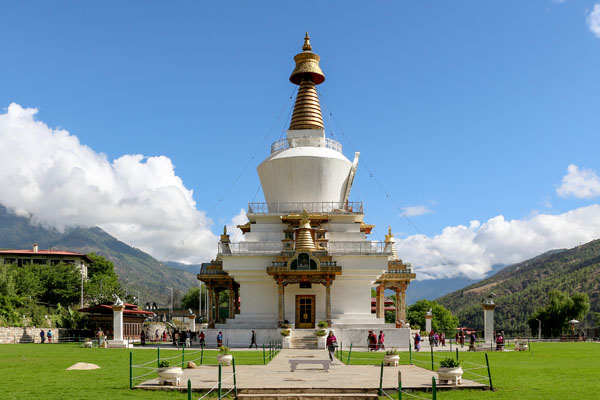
[437,242,600,334]
[0,206,197,307]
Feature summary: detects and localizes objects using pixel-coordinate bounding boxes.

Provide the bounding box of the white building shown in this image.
[0,243,90,278]
[198,34,415,347]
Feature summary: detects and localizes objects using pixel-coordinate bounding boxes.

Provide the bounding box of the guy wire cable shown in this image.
[161,87,297,262]
[318,89,456,267]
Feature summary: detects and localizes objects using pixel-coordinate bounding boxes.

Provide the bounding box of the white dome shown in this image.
[257,146,352,204]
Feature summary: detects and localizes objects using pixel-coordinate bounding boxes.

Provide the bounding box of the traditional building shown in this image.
[198,34,415,346]
[78,302,154,340]
[0,244,91,278]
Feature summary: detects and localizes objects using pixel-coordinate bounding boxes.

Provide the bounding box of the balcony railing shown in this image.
[327,241,391,255]
[219,241,391,256]
[270,137,342,154]
[247,201,363,215]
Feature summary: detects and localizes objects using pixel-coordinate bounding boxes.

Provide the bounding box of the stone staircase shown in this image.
[237,388,379,399]
[289,329,318,349]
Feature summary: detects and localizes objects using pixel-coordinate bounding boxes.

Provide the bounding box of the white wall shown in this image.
[284,284,326,325]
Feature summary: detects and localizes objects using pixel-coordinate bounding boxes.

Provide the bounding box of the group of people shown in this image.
[367,330,385,351]
[171,329,198,349]
[38,329,53,343]
[153,329,168,342]
[413,330,477,351]
[428,330,446,347]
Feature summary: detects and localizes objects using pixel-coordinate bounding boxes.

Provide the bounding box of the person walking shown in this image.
[496,332,504,351]
[199,331,205,347]
[140,330,146,346]
[185,330,191,348]
[460,331,465,348]
[249,330,258,349]
[378,331,385,350]
[47,329,53,343]
[441,332,446,347]
[326,331,337,362]
[40,329,45,344]
[414,332,421,352]
[174,331,180,350]
[469,332,476,351]
[367,330,377,351]
[217,331,223,348]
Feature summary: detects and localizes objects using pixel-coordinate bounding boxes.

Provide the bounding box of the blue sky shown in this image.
[1,1,600,279]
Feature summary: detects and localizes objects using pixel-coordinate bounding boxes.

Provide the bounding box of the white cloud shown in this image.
[401,205,433,217]
[588,3,600,38]
[395,205,600,280]
[226,208,248,243]
[556,164,600,199]
[0,103,242,263]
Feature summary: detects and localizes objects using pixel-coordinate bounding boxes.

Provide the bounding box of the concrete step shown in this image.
[238,388,379,399]
[291,331,317,338]
[237,394,378,399]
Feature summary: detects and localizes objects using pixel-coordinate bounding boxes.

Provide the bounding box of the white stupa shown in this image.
[198,34,415,347]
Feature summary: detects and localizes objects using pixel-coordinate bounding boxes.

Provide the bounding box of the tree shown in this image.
[84,273,123,304]
[84,254,125,305]
[87,253,117,278]
[407,299,459,334]
[181,286,207,312]
[528,290,590,337]
[38,263,81,305]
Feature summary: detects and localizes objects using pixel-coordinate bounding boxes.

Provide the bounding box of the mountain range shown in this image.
[0,205,198,307]
[437,243,600,333]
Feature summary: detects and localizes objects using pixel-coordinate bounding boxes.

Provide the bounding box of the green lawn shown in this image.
[1,343,599,399]
[337,343,600,399]
[0,344,269,399]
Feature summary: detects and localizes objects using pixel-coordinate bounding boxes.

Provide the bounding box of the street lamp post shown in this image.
[167,287,173,315]
[80,270,84,308]
[535,319,541,340]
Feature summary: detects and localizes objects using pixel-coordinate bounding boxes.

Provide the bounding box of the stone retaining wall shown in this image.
[0,327,61,344]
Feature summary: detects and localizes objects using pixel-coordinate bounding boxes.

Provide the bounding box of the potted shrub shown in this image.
[157,360,183,386]
[317,320,328,329]
[216,345,232,365]
[280,329,291,337]
[384,348,400,366]
[315,329,327,337]
[437,358,463,386]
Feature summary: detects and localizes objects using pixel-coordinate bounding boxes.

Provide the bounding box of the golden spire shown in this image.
[384,225,399,261]
[295,209,316,251]
[289,33,325,130]
[220,225,230,243]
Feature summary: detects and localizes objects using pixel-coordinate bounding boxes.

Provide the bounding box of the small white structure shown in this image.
[188,313,196,332]
[107,297,129,348]
[482,294,496,346]
[425,309,432,333]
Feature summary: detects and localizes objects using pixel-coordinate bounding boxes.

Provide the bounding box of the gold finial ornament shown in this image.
[302,32,312,51]
[295,209,316,251]
[384,225,399,261]
[289,32,325,130]
[220,226,231,244]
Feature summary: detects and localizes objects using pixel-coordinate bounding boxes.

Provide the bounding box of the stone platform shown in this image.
[136,348,487,398]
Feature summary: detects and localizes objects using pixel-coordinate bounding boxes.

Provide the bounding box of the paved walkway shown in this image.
[136,348,487,393]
